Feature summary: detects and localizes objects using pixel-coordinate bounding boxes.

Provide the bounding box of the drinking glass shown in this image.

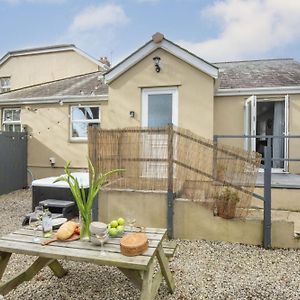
[126,213,136,232]
[29,206,43,243]
[35,206,44,221]
[96,233,108,256]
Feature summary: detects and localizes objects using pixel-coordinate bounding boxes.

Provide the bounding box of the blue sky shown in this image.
[1,0,300,65]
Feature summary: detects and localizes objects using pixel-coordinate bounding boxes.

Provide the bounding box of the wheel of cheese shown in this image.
[120,233,149,256]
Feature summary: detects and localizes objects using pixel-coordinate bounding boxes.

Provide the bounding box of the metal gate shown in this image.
[0,131,27,195]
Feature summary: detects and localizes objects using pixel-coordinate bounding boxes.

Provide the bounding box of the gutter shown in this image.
[215,86,300,96]
[0,95,108,106]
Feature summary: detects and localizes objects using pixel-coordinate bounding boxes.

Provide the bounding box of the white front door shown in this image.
[141,87,178,178]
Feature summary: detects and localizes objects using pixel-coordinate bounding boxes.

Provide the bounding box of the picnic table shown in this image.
[0,227,175,300]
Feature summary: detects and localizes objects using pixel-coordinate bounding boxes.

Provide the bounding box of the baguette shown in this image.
[56,221,77,240]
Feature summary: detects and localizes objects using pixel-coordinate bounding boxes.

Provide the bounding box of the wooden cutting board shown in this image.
[42,233,80,246]
[120,233,148,256]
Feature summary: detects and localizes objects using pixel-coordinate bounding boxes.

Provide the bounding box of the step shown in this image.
[246,208,300,238]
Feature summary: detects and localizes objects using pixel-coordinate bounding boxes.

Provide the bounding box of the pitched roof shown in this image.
[0,72,108,105]
[105,32,219,83]
[0,44,108,70]
[214,58,300,90]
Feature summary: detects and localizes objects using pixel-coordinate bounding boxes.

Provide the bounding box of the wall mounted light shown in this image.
[129,111,135,118]
[153,56,161,73]
[58,100,64,106]
[25,106,37,112]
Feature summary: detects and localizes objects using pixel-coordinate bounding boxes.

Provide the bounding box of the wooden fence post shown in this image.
[167,124,174,239]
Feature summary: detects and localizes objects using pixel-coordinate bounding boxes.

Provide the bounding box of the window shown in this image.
[2,108,21,132]
[70,106,100,141]
[0,77,11,93]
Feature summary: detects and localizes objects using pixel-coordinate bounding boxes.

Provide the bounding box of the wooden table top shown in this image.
[0,227,167,271]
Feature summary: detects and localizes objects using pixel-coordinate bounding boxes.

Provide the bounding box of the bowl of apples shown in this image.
[108,217,125,238]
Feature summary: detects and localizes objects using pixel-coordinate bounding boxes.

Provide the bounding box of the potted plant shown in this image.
[55,159,124,240]
[214,187,239,219]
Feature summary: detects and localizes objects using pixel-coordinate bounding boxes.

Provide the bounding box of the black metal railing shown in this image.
[214,134,300,249]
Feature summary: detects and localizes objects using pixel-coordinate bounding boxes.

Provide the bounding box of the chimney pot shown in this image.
[152,32,164,44]
[99,57,111,68]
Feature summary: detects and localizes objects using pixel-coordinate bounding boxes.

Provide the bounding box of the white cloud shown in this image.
[69,3,129,33]
[58,3,129,65]
[178,0,300,61]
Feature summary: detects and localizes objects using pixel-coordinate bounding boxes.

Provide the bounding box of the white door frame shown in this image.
[245,95,289,173]
[141,87,178,127]
[244,95,257,151]
[284,95,289,172]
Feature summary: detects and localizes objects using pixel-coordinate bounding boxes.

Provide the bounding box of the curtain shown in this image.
[273,102,285,168]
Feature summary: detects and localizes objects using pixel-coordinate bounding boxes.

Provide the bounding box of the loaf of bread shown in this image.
[56,221,77,240]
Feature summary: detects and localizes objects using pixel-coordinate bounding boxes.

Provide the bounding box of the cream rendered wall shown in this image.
[214,95,245,148]
[99,190,300,249]
[288,94,300,173]
[0,50,99,90]
[19,101,108,179]
[105,48,215,139]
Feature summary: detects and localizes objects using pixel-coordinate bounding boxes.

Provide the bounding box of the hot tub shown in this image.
[32,172,98,220]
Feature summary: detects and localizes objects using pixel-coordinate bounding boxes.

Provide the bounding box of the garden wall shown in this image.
[98,189,300,249]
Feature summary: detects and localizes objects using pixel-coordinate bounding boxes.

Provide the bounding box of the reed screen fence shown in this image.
[88,125,261,218]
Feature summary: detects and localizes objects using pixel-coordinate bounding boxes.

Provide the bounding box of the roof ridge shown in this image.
[6,44,76,56]
[0,71,103,95]
[214,58,294,64]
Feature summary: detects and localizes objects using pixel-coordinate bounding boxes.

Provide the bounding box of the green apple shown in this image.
[108,227,118,237]
[110,220,118,228]
[117,217,125,226]
[116,225,124,234]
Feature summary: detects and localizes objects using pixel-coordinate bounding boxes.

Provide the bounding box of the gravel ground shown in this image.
[1,189,300,299]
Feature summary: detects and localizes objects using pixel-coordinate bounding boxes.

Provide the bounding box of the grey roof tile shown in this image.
[0,72,108,100]
[1,58,300,101]
[214,59,300,89]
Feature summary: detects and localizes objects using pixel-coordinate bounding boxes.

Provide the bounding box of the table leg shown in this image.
[156,244,175,293]
[140,258,155,300]
[0,252,11,280]
[0,257,65,296]
[48,260,68,278]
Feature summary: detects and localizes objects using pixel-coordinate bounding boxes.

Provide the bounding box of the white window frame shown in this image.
[0,77,11,93]
[141,87,178,127]
[70,105,101,142]
[2,108,21,132]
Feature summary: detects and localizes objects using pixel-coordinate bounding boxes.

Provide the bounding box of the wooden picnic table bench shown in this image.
[0,227,175,300]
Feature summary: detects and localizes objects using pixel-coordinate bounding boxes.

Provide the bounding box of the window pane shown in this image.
[72,107,86,120]
[4,110,13,121]
[14,124,21,132]
[148,94,172,127]
[86,107,99,120]
[4,124,14,132]
[72,106,99,121]
[0,78,10,87]
[72,122,88,138]
[13,109,20,121]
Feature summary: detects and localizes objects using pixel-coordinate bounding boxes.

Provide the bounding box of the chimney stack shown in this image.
[99,57,111,68]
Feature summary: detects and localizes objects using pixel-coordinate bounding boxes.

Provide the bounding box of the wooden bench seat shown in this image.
[162,240,178,259]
